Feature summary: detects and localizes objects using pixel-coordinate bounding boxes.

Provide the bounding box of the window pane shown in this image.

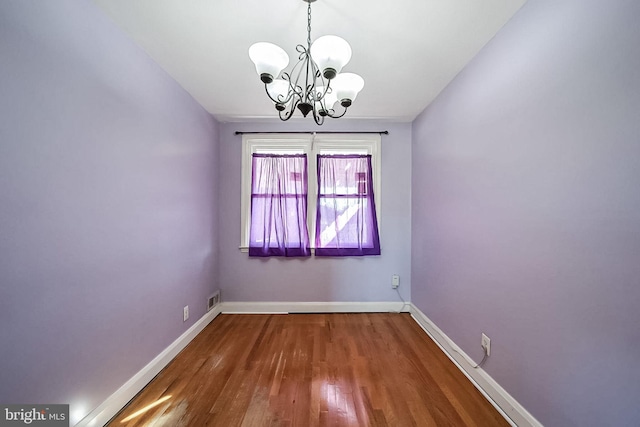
[250,196,307,247]
[315,155,380,256]
[317,157,368,195]
[317,197,374,248]
[249,154,310,257]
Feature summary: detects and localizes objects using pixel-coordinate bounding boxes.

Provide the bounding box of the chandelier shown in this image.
[248,0,364,125]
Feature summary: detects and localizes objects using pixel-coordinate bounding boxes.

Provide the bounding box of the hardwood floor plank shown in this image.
[107,313,509,427]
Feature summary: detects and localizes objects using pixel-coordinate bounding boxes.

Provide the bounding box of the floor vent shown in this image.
[207,291,221,312]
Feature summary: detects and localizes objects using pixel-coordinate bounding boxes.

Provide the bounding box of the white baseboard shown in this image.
[221,301,409,314]
[75,305,222,427]
[74,302,538,427]
[409,304,542,427]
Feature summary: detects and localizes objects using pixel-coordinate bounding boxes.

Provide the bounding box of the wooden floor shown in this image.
[108,313,509,427]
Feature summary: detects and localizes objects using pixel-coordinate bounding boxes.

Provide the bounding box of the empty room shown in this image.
[1,0,639,426]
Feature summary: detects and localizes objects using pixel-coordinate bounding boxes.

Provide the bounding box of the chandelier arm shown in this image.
[265,71,299,105]
[304,59,312,104]
[309,57,326,108]
[279,109,294,121]
[312,109,325,125]
[310,86,323,119]
[284,73,304,102]
[289,47,309,93]
[317,78,330,99]
[325,104,349,119]
[278,96,297,121]
[312,59,335,118]
[309,58,322,95]
[281,92,303,121]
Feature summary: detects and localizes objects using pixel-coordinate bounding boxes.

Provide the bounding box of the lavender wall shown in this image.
[411,0,640,425]
[217,121,411,304]
[0,1,219,423]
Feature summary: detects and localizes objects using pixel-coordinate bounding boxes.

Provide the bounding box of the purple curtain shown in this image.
[249,154,310,257]
[315,154,381,256]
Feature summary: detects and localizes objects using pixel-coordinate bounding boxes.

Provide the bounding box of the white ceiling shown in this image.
[91,0,526,123]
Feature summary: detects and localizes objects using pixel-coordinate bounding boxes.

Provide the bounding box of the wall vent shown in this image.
[207,291,221,312]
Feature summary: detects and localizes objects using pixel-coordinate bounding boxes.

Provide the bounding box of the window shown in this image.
[249,154,310,257]
[240,133,381,256]
[315,154,380,256]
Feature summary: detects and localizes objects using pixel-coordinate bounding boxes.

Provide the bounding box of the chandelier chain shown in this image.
[307,1,312,49]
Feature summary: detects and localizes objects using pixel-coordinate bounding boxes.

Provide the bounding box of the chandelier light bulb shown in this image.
[249,42,289,83]
[310,35,352,80]
[332,73,365,106]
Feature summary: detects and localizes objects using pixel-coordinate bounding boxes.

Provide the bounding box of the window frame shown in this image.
[240,133,381,252]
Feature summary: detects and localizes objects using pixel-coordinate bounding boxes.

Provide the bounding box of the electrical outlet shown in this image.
[481,333,491,356]
[183,305,189,322]
[392,274,400,289]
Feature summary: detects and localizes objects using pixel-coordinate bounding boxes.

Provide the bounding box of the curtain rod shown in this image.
[235,131,389,135]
